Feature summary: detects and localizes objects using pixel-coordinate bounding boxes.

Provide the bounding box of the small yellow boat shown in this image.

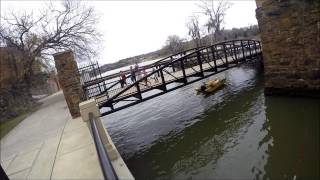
[196,78,226,94]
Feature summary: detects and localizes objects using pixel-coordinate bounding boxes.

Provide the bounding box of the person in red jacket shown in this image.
[120,71,127,88]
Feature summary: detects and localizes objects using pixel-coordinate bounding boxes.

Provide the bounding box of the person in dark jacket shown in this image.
[120,71,127,88]
[130,66,136,83]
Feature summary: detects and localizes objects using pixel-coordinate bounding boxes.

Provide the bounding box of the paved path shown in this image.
[0,91,103,179]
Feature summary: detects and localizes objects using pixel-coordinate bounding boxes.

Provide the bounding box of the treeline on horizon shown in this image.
[100,24,260,73]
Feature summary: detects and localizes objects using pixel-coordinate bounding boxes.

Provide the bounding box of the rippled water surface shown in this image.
[102,63,319,180]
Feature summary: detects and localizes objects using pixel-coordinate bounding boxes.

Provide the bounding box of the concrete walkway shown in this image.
[0,91,103,179]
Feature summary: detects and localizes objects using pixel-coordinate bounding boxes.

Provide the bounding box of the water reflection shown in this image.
[262,96,320,180]
[102,64,319,180]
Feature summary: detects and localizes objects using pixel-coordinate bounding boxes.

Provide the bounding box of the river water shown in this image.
[102,63,319,180]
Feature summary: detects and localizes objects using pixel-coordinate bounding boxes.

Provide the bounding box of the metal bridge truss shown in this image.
[83,39,262,116]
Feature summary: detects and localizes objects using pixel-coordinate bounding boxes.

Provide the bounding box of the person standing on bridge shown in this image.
[120,71,127,88]
[152,67,159,83]
[134,62,140,80]
[130,66,136,83]
[142,67,150,87]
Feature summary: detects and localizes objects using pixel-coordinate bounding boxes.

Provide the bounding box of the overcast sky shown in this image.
[1,0,258,65]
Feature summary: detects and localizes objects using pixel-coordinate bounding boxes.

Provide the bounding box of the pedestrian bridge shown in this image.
[81,39,262,116]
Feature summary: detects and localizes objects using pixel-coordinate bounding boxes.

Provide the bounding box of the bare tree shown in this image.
[186,15,203,48]
[0,0,101,89]
[165,35,185,54]
[198,0,232,43]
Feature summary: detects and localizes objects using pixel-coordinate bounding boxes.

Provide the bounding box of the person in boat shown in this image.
[130,66,136,83]
[200,82,206,91]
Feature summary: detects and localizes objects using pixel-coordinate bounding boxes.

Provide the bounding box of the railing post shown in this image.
[0,164,9,180]
[79,99,118,161]
[156,65,160,77]
[180,59,187,84]
[241,40,245,61]
[159,69,167,91]
[104,82,110,99]
[92,63,96,79]
[233,41,238,64]
[97,62,102,79]
[196,51,204,77]
[135,82,142,100]
[223,44,229,67]
[254,41,258,55]
[211,46,218,72]
[171,56,176,72]
[259,41,262,52]
[91,65,102,94]
[98,84,102,95]
[248,40,252,59]
[83,87,88,99]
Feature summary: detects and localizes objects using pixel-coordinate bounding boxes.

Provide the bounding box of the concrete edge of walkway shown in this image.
[79,98,135,180]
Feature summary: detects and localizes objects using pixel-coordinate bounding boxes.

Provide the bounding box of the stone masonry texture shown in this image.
[0,47,28,121]
[54,51,85,118]
[255,0,320,96]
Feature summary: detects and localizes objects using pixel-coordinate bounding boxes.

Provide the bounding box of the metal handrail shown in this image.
[82,47,201,91]
[0,165,9,180]
[89,112,118,180]
[102,39,261,103]
[86,39,261,101]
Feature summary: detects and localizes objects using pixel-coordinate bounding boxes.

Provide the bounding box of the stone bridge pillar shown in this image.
[255,0,320,96]
[54,51,85,118]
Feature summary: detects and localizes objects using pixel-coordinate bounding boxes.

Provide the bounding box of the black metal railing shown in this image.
[97,39,262,115]
[89,112,118,180]
[0,165,9,180]
[79,62,103,85]
[82,47,203,99]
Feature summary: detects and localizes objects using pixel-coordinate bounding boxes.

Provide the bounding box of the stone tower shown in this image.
[54,51,85,118]
[255,0,320,96]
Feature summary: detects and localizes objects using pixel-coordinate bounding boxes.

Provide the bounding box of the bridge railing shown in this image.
[97,39,261,115]
[83,40,262,100]
[79,62,103,85]
[82,39,262,99]
[88,112,119,180]
[82,47,203,99]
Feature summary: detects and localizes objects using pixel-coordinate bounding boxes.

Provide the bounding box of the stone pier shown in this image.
[54,51,85,118]
[255,0,320,96]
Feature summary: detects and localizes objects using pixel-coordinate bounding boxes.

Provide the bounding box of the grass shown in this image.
[0,106,39,139]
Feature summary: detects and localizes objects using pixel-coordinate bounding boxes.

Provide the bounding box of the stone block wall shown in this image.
[0,47,32,121]
[255,0,320,96]
[54,51,85,118]
[0,47,24,88]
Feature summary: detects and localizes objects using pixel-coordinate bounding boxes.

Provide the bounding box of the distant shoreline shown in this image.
[99,25,260,75]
